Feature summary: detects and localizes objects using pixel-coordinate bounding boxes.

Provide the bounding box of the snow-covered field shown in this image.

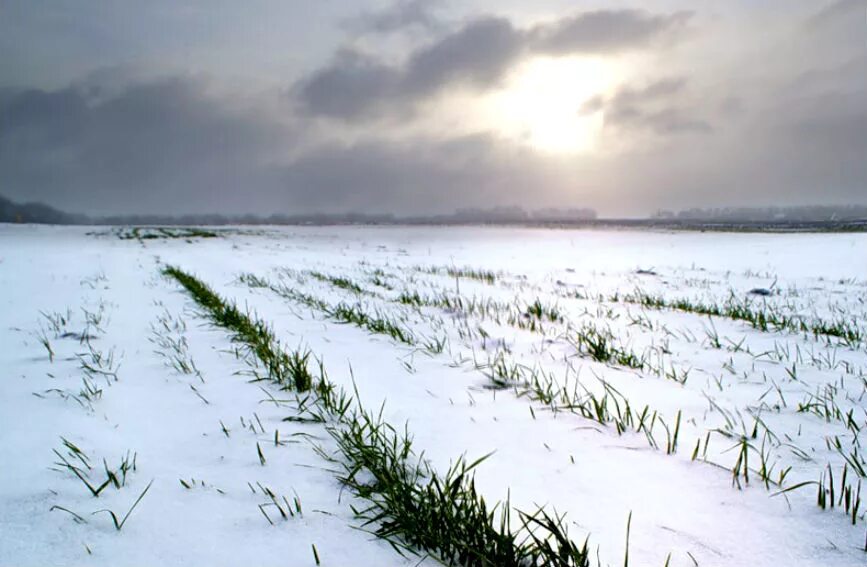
[2,223,866,567]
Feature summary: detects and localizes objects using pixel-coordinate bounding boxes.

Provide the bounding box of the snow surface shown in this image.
[1,224,866,566]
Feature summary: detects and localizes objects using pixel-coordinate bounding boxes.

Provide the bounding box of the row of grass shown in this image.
[398,290,562,334]
[163,266,312,390]
[414,265,499,285]
[165,265,593,566]
[313,388,591,566]
[119,227,220,241]
[308,271,365,294]
[241,273,418,346]
[615,289,864,347]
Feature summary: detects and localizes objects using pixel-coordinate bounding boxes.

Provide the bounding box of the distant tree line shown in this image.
[4,193,866,228]
[0,194,89,224]
[653,205,867,222]
[0,194,596,226]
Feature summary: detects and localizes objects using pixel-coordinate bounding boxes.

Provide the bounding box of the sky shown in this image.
[0,0,865,217]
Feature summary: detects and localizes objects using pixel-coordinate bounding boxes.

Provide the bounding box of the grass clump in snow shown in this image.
[524,299,563,323]
[50,439,151,532]
[571,323,646,370]
[51,438,137,497]
[369,270,394,290]
[77,338,121,383]
[446,266,498,285]
[40,308,73,336]
[163,266,311,391]
[92,480,154,531]
[251,482,303,524]
[149,307,203,380]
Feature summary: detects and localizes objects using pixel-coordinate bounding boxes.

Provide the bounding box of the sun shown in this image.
[488,56,614,154]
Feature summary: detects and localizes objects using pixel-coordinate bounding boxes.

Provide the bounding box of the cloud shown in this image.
[4,64,864,219]
[402,17,523,93]
[274,132,588,213]
[343,0,444,35]
[280,134,496,211]
[610,77,687,105]
[295,9,692,121]
[3,0,866,222]
[291,49,404,121]
[804,0,863,30]
[0,73,582,215]
[599,60,867,211]
[0,75,294,215]
[528,9,692,55]
[583,77,711,136]
[771,83,867,173]
[296,16,524,121]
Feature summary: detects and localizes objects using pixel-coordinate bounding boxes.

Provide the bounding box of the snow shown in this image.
[1,223,866,566]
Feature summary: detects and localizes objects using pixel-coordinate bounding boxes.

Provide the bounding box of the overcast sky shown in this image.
[0,0,865,217]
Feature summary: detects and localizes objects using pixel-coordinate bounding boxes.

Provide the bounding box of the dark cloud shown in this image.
[274,131,599,214]
[343,0,444,35]
[612,77,687,105]
[296,9,692,121]
[772,86,867,172]
[789,55,867,95]
[528,9,692,55]
[280,134,511,212]
[804,0,863,29]
[296,16,522,121]
[292,49,403,121]
[583,77,711,136]
[626,108,712,135]
[296,17,524,121]
[0,76,293,215]
[402,17,523,93]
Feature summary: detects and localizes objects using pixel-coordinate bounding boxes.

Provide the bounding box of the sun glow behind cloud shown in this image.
[488,56,615,154]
